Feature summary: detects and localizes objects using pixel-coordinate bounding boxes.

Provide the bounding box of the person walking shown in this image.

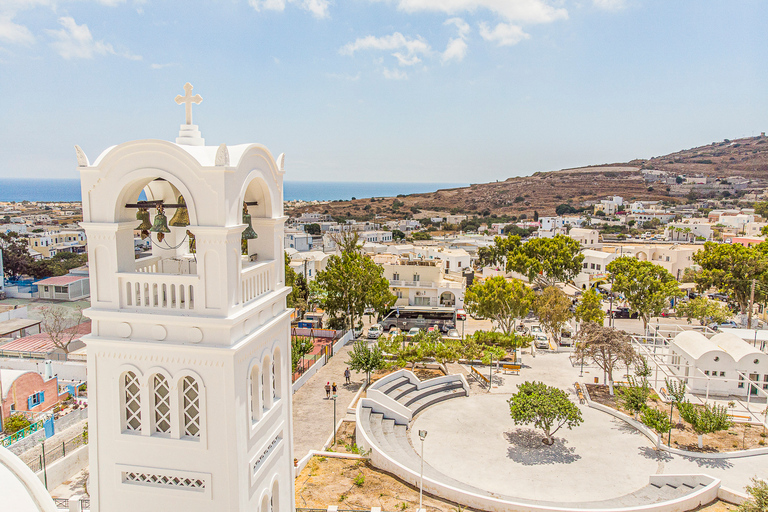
[344,368,351,385]
[325,382,331,399]
[332,382,337,395]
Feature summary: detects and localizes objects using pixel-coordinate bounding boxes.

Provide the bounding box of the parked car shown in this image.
[612,308,638,319]
[407,327,421,338]
[445,328,461,339]
[367,324,383,339]
[534,334,550,350]
[387,327,402,339]
[707,321,739,331]
[456,309,467,321]
[530,325,543,335]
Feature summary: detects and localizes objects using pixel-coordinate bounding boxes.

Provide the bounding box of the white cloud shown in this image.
[383,67,408,80]
[478,21,529,46]
[445,17,470,38]
[340,32,430,66]
[382,0,568,24]
[150,62,177,69]
[0,15,35,44]
[442,37,467,62]
[248,0,330,18]
[442,17,469,63]
[593,0,627,10]
[46,16,140,60]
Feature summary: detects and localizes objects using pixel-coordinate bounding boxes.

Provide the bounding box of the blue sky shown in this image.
[0,0,766,183]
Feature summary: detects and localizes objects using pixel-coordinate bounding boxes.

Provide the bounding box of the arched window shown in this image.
[250,364,262,423]
[272,348,282,401]
[262,355,273,409]
[182,376,200,438]
[123,371,141,432]
[271,479,280,512]
[152,374,171,434]
[260,493,270,512]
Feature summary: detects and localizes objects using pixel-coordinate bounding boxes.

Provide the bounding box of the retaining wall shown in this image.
[36,445,88,491]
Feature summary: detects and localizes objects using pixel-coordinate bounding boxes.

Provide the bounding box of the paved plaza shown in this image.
[410,350,768,500]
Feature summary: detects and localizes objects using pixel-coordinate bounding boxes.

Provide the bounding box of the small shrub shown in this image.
[339,493,348,502]
[353,473,365,487]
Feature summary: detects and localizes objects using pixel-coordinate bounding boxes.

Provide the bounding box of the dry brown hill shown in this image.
[286,134,768,221]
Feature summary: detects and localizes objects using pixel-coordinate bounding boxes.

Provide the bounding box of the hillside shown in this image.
[286,134,768,221]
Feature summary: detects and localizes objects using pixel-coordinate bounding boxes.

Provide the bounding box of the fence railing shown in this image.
[1,417,45,448]
[26,434,87,473]
[52,497,90,510]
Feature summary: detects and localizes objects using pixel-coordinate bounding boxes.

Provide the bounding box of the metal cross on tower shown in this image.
[175,82,203,125]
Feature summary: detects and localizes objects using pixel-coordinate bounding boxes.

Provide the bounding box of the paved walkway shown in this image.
[292,340,364,460]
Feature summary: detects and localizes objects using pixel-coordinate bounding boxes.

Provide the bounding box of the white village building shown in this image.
[77,84,294,512]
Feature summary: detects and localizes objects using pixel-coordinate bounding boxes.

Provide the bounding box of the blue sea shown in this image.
[0,179,466,203]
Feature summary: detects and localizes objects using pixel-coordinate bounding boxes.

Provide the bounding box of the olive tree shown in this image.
[508,381,583,445]
[575,323,635,395]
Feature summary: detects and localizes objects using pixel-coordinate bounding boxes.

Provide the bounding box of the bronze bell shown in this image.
[169,195,189,227]
[241,203,258,240]
[150,205,171,241]
[136,208,152,231]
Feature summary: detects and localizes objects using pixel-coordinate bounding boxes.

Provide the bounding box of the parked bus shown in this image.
[379,306,457,333]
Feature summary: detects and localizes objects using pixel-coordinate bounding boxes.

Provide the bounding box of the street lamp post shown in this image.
[418,430,428,512]
[332,394,338,447]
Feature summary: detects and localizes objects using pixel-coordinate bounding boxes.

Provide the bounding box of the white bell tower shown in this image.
[78,83,295,512]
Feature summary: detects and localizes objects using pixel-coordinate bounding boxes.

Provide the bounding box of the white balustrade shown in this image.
[134,255,161,273]
[240,260,275,305]
[118,273,199,311]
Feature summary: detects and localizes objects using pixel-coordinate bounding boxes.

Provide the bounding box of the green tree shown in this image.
[316,243,396,332]
[693,242,768,312]
[575,289,605,326]
[479,235,584,288]
[738,478,768,512]
[754,201,768,220]
[507,381,583,445]
[0,232,32,280]
[392,229,405,241]
[304,223,321,235]
[411,231,432,241]
[675,297,731,326]
[3,414,31,434]
[607,257,684,331]
[291,336,314,373]
[533,286,573,346]
[464,277,535,335]
[641,407,672,449]
[575,323,635,395]
[347,341,385,384]
[678,401,732,449]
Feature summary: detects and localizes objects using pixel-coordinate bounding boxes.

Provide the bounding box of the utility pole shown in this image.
[748,278,756,329]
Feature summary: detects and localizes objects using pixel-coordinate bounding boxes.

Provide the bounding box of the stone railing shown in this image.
[133,255,161,273]
[241,259,275,305]
[118,272,199,311]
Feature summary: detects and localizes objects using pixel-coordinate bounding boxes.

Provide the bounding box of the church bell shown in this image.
[241,203,258,240]
[169,195,190,227]
[136,207,152,240]
[150,205,171,241]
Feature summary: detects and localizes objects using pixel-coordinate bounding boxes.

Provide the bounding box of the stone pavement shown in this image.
[291,340,364,461]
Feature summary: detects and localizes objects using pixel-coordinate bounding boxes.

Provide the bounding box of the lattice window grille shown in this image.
[153,374,171,434]
[182,376,200,438]
[272,361,276,400]
[124,372,141,432]
[252,435,282,476]
[123,471,206,491]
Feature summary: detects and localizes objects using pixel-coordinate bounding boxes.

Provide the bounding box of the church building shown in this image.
[77,83,294,512]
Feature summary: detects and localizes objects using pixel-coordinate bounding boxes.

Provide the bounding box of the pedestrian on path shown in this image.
[344,368,351,385]
[325,382,331,399]
[332,382,337,395]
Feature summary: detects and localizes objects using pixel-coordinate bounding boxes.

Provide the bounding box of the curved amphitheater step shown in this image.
[397,382,467,415]
[358,405,717,510]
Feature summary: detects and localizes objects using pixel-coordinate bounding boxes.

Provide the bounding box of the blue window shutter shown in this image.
[40,391,45,403]
[28,396,33,409]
